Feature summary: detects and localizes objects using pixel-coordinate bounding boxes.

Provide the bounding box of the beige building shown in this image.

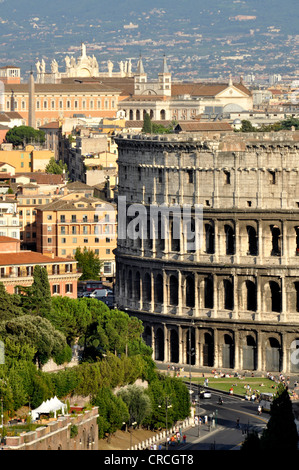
[115,129,299,374]
[119,57,253,122]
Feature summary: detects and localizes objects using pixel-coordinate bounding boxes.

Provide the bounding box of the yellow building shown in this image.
[0,145,54,172]
[35,195,116,280]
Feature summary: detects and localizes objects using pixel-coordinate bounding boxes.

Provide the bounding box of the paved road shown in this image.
[167,390,269,451]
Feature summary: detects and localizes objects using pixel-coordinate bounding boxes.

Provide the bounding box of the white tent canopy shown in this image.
[31,396,67,421]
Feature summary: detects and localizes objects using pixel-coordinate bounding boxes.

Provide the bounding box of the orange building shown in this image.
[4,81,122,128]
[0,236,79,297]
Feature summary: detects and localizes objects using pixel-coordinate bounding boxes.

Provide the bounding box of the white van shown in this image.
[90,289,109,298]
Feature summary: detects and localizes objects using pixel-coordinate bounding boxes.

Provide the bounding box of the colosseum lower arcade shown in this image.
[114,131,299,374]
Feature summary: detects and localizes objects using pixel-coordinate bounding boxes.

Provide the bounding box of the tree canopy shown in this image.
[75,247,102,280]
[5,126,45,147]
[142,112,175,134]
[45,157,68,175]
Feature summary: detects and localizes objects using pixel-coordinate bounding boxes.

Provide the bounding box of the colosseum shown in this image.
[114,129,299,374]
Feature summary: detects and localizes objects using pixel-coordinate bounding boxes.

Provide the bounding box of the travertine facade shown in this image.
[115,130,299,374]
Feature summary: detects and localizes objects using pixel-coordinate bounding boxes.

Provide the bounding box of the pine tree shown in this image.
[260,383,299,450]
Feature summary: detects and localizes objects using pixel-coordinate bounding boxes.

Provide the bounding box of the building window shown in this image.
[106,249,110,254]
[60,227,66,235]
[47,238,52,243]
[66,283,73,293]
[61,238,66,244]
[84,238,88,243]
[104,262,112,274]
[60,215,65,223]
[52,284,60,294]
[72,226,77,235]
[72,238,77,244]
[61,249,66,255]
[71,215,76,223]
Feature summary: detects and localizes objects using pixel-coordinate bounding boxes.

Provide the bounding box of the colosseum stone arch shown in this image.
[115,130,299,374]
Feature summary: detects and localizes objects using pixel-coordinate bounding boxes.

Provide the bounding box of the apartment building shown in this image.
[0,144,54,172]
[35,196,116,280]
[0,197,20,240]
[0,236,79,298]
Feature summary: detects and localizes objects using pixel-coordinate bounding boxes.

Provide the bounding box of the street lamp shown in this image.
[188,314,195,401]
[129,421,137,449]
[158,397,172,450]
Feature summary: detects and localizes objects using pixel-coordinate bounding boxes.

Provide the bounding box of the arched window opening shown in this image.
[224,279,233,310]
[246,280,257,311]
[169,275,178,306]
[155,274,163,304]
[205,223,215,254]
[225,225,235,255]
[269,281,281,312]
[247,226,258,256]
[186,275,195,308]
[143,272,151,302]
[271,226,281,256]
[204,277,213,309]
[134,271,141,300]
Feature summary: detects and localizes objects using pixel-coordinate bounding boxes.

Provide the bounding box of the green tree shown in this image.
[117,384,152,427]
[142,112,152,133]
[75,247,102,280]
[260,383,298,450]
[239,120,257,132]
[279,116,299,130]
[93,387,129,439]
[0,315,71,368]
[18,266,52,316]
[0,282,23,321]
[5,125,45,147]
[45,157,68,175]
[48,296,93,345]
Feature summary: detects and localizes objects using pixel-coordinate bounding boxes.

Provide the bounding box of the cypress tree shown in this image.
[260,383,299,450]
[142,112,152,133]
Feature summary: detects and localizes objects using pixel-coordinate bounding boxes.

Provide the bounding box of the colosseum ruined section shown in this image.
[114,130,299,374]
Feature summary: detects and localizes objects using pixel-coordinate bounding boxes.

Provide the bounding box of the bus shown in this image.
[78,280,103,295]
[259,392,274,412]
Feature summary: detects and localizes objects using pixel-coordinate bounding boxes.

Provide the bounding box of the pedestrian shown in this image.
[183,434,186,444]
[258,405,262,415]
[236,418,240,428]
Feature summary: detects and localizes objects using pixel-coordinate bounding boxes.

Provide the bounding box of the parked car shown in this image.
[90,289,109,298]
[78,291,91,298]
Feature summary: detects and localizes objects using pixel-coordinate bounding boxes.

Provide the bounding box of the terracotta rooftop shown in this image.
[38,121,61,129]
[0,236,20,244]
[14,173,64,185]
[0,251,72,266]
[175,121,233,132]
[171,82,251,97]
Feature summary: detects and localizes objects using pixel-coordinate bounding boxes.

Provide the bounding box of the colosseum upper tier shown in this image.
[114,130,299,374]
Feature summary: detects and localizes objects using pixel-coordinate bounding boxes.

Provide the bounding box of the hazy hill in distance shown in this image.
[0,0,298,79]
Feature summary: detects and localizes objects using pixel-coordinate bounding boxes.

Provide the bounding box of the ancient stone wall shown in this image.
[115,131,299,374]
[4,408,99,451]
